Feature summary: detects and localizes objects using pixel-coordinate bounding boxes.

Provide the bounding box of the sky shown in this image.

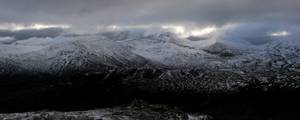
[0,0,299,39]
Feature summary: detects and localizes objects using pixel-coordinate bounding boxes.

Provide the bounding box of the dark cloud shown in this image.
[0,0,299,33]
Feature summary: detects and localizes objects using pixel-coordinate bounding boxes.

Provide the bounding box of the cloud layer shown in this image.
[0,0,299,29]
[0,0,299,46]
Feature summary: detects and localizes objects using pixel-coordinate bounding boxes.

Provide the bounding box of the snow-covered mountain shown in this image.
[1,30,300,114]
[0,30,299,75]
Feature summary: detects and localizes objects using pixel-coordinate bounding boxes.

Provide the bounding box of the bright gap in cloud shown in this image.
[97,25,152,31]
[190,26,217,36]
[270,31,290,37]
[96,24,220,40]
[161,25,217,38]
[0,23,71,31]
[161,25,186,34]
[100,24,218,38]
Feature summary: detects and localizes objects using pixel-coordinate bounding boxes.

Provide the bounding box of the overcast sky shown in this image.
[0,0,299,32]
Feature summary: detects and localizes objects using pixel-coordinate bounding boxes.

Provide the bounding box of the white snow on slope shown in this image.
[0,28,299,73]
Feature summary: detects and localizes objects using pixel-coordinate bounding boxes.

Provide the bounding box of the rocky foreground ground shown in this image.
[0,67,300,120]
[0,101,212,120]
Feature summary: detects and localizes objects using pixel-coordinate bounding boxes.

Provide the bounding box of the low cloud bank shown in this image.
[0,28,64,44]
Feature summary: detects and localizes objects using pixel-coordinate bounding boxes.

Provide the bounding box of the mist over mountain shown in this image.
[0,24,299,72]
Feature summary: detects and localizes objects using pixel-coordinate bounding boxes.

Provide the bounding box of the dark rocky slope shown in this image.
[0,67,300,119]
